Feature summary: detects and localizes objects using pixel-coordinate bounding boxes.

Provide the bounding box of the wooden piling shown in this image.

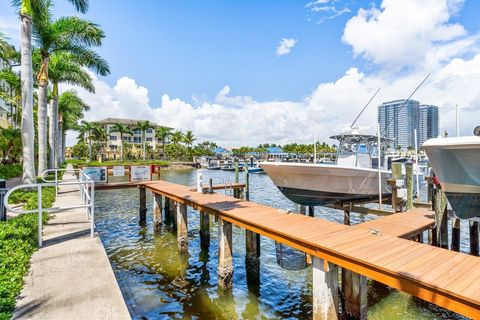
[164,196,170,223]
[308,206,315,217]
[153,194,163,231]
[405,161,413,210]
[434,189,449,249]
[176,203,188,253]
[245,230,260,285]
[451,218,461,252]
[470,221,479,256]
[139,186,147,225]
[312,257,339,320]
[341,207,367,319]
[200,210,210,250]
[218,218,233,289]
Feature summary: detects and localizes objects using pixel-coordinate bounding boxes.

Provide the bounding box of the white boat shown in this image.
[423,135,480,220]
[261,133,391,206]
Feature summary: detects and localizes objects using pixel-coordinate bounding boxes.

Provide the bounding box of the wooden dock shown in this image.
[140,180,480,319]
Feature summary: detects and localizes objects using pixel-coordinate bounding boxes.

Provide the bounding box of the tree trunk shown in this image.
[162,140,166,160]
[57,117,63,166]
[61,131,66,163]
[20,13,36,183]
[48,90,58,169]
[88,138,92,162]
[37,57,49,175]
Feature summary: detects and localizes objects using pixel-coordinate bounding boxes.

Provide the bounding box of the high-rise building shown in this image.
[378,100,420,150]
[377,100,439,150]
[419,105,439,146]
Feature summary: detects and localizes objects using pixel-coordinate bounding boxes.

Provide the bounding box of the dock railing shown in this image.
[3,168,95,247]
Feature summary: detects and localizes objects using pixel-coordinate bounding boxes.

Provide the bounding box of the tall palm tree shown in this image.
[91,125,107,161]
[0,69,21,127]
[0,126,22,164]
[155,126,172,160]
[76,120,95,162]
[32,7,106,174]
[110,123,132,161]
[170,130,184,160]
[58,90,89,163]
[136,120,152,160]
[46,51,105,168]
[13,0,89,183]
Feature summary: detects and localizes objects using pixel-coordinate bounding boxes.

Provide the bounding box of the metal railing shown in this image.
[3,168,95,247]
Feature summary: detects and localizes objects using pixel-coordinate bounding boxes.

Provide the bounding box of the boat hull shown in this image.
[423,137,480,219]
[260,162,391,206]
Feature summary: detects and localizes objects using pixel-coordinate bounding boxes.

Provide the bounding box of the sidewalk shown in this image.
[13,166,131,320]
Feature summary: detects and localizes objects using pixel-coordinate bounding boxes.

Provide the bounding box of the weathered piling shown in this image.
[405,161,413,210]
[200,210,210,250]
[218,218,233,289]
[176,203,188,252]
[234,162,241,198]
[308,206,315,217]
[139,186,147,225]
[451,218,461,252]
[312,257,339,320]
[170,199,177,230]
[164,197,171,223]
[245,230,260,285]
[342,206,367,319]
[470,221,479,256]
[434,189,449,249]
[153,194,163,231]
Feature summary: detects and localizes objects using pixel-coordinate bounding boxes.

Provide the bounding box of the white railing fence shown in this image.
[3,168,95,247]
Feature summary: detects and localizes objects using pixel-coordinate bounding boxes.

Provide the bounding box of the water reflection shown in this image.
[95,168,466,319]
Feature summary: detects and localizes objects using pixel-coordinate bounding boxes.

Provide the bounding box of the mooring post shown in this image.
[164,197,171,224]
[138,186,147,225]
[308,206,315,217]
[312,257,339,320]
[341,205,367,319]
[234,161,240,198]
[405,161,413,210]
[218,218,233,289]
[434,189,449,249]
[200,210,210,250]
[153,194,163,231]
[451,217,461,252]
[176,203,188,253]
[470,221,479,256]
[171,199,177,230]
[245,230,260,286]
[245,166,250,201]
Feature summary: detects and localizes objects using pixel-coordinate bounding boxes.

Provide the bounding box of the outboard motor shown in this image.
[474,126,480,136]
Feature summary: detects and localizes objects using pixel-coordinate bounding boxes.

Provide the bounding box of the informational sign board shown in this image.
[113,166,125,177]
[130,165,151,182]
[83,166,107,183]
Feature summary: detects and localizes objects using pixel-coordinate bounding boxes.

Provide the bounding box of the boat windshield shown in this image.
[331,134,389,169]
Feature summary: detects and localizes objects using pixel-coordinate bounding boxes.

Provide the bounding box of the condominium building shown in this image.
[419,105,439,146]
[378,100,439,149]
[96,118,172,160]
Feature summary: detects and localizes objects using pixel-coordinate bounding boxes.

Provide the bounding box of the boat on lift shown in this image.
[260,132,392,206]
[423,131,480,220]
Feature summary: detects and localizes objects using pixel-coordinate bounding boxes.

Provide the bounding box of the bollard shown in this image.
[0,179,6,221]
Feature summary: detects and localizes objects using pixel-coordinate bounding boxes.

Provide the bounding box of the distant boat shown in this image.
[423,136,480,220]
[221,163,245,171]
[207,160,221,170]
[261,133,391,206]
[248,165,265,174]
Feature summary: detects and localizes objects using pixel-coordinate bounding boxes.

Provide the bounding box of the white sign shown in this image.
[113,166,125,177]
[130,166,151,182]
[83,167,107,183]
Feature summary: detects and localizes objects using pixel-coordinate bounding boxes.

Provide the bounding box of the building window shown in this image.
[109,145,117,150]
[109,136,117,141]
[134,137,142,143]
[146,137,152,142]
[146,128,153,133]
[133,128,141,134]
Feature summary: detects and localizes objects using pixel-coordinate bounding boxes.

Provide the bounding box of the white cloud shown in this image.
[342,0,474,69]
[276,38,297,56]
[305,0,351,23]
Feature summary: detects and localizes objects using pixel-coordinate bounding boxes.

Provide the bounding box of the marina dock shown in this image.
[140,180,480,319]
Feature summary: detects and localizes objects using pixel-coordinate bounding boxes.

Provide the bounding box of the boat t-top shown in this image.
[260,131,392,206]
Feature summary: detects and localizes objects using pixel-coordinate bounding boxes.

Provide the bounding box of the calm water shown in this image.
[94,169,468,319]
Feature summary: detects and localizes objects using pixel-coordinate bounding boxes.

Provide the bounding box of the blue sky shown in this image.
[1,0,480,145]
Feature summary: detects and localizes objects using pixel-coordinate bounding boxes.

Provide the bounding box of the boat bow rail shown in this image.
[3,168,95,247]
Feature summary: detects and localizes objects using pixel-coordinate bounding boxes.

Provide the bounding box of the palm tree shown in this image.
[155,126,172,160]
[136,120,152,160]
[76,120,95,162]
[0,126,22,164]
[0,69,21,127]
[47,51,106,168]
[12,0,89,183]
[170,130,184,160]
[32,6,106,174]
[110,123,132,161]
[91,125,107,161]
[58,90,89,163]
[183,130,196,159]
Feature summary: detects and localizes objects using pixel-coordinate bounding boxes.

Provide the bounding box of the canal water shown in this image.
[94,169,468,319]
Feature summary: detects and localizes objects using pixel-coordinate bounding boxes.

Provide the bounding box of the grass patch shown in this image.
[1,184,56,319]
[0,164,22,180]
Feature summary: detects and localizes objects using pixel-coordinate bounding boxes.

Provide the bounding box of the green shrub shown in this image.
[0,184,55,319]
[67,159,170,167]
[0,164,22,180]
